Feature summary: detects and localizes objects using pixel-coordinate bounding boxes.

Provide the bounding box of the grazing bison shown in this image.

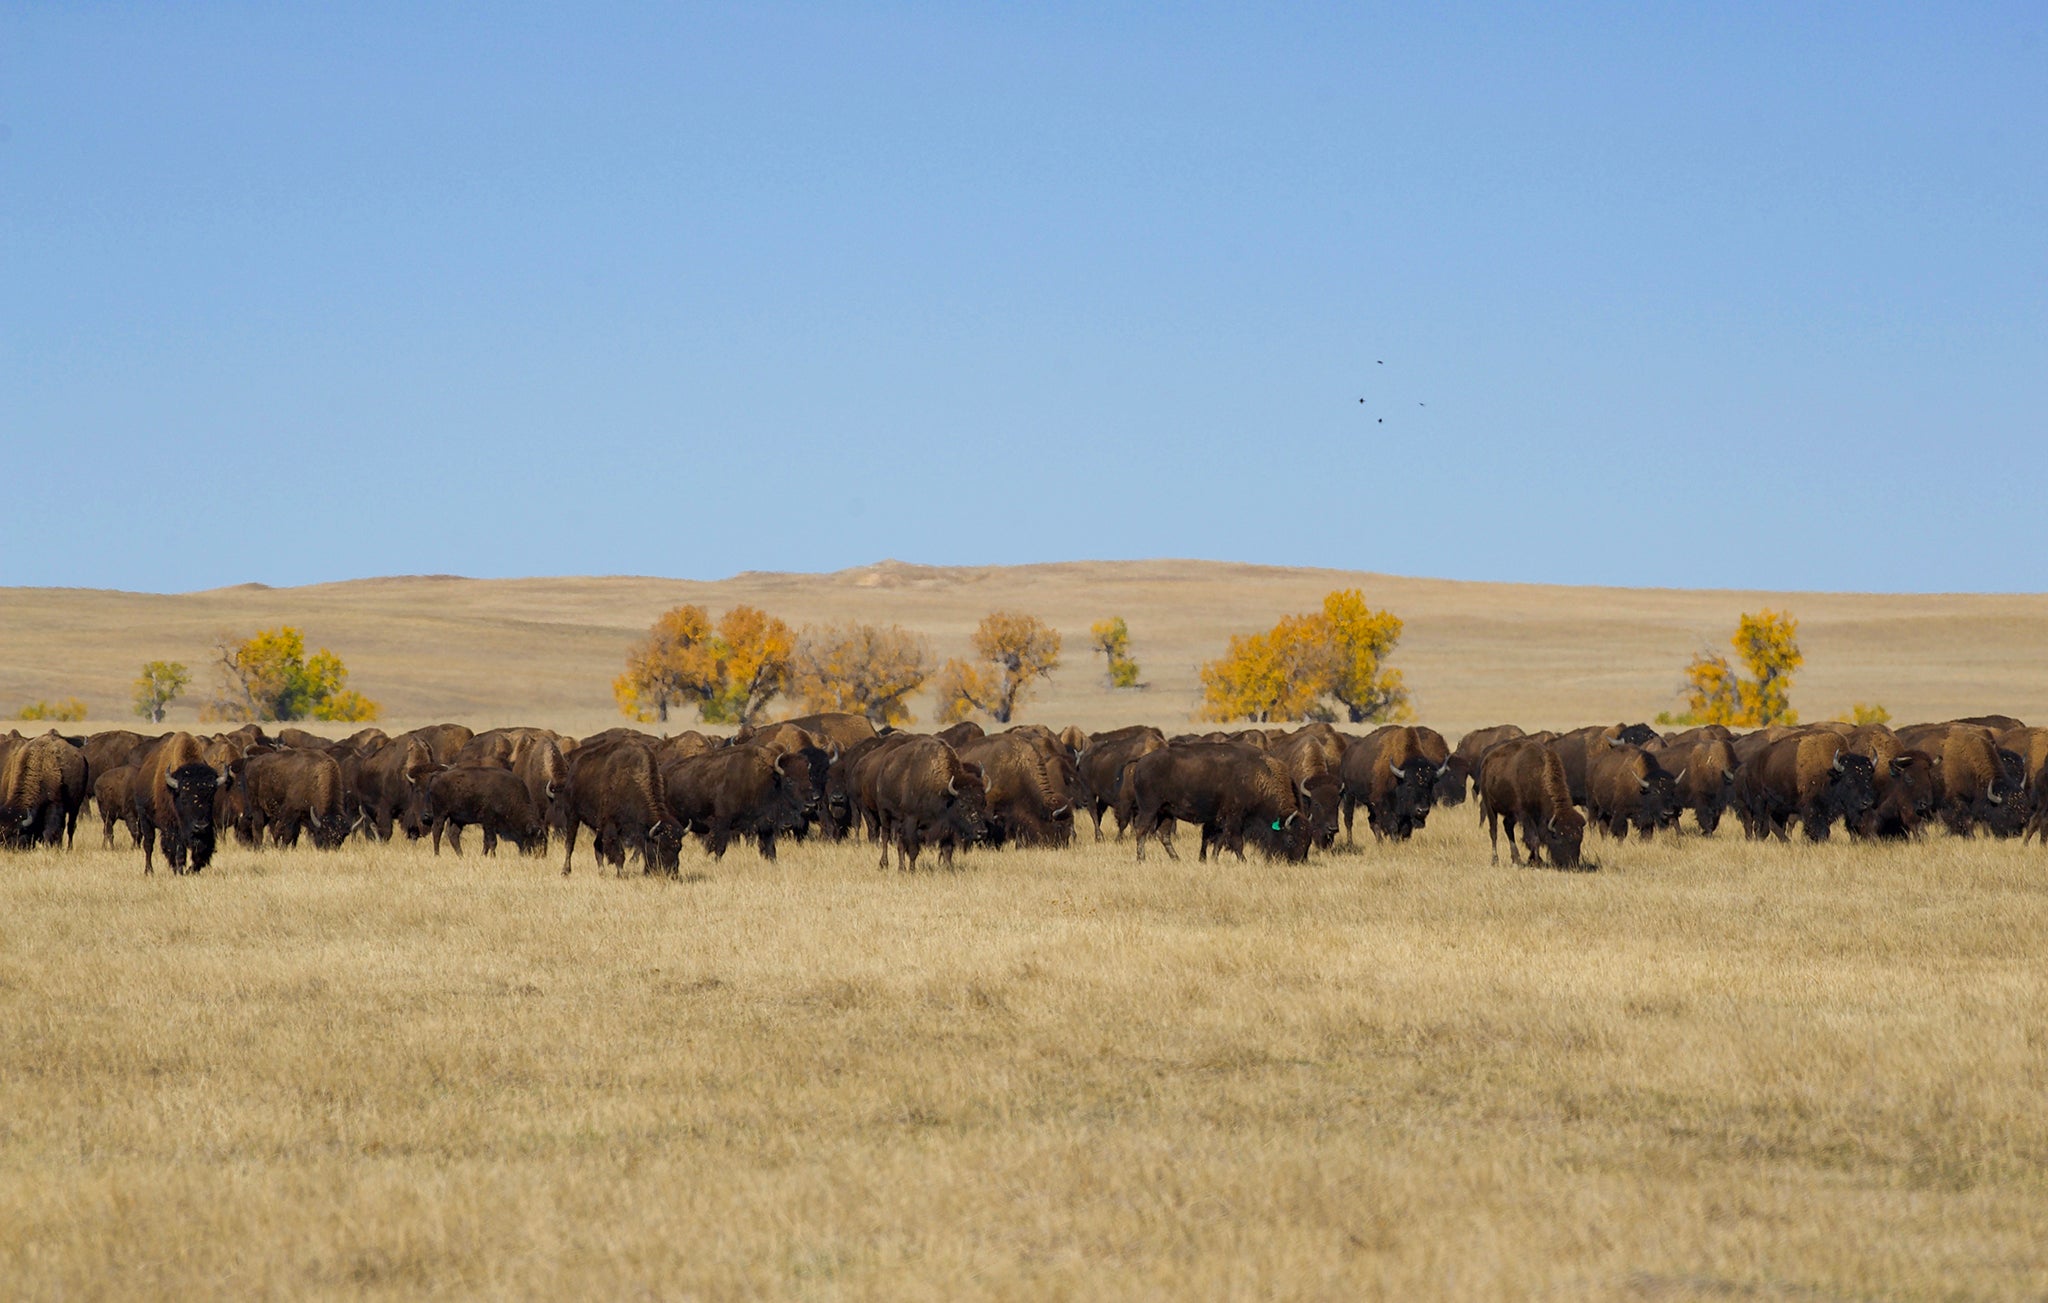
[509,733,570,843]
[561,740,682,875]
[230,749,351,849]
[1476,737,1586,869]
[662,743,815,860]
[1339,726,1446,844]
[1735,732,1877,842]
[1864,750,1938,840]
[956,732,1075,848]
[1585,743,1679,840]
[133,732,229,874]
[1126,742,1309,864]
[414,765,546,856]
[867,736,992,871]
[1076,725,1166,840]
[1,732,85,848]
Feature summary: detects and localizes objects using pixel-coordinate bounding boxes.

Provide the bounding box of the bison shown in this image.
[1,731,85,848]
[662,743,815,860]
[1585,743,1679,840]
[1735,732,1877,842]
[1076,725,1166,840]
[133,732,230,874]
[867,736,992,871]
[1476,737,1586,869]
[1125,742,1310,864]
[955,732,1075,848]
[414,765,547,856]
[560,739,683,875]
[1339,726,1446,844]
[230,749,352,849]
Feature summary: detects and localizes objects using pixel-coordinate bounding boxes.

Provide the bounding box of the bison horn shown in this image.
[1546,814,1559,832]
[947,776,959,796]
[1674,767,1687,783]
[164,772,179,790]
[1831,753,1845,773]
[1436,762,1450,777]
[1388,763,1405,779]
[1284,812,1299,828]
[1638,777,1651,793]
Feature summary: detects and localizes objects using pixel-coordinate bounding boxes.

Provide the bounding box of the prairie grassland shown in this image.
[8,560,2048,733]
[3,815,2045,1299]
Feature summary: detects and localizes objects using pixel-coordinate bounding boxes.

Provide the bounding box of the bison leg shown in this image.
[756,830,777,861]
[101,810,118,850]
[1484,803,1501,865]
[558,819,580,875]
[482,827,499,856]
[1501,812,1523,865]
[140,823,157,874]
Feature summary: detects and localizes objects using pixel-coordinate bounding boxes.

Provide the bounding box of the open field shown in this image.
[4,815,2046,1299]
[6,560,2048,734]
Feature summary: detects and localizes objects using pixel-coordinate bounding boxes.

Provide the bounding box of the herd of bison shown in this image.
[1,710,2043,876]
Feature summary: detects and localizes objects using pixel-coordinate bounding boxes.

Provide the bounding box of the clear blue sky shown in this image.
[4,4,2043,594]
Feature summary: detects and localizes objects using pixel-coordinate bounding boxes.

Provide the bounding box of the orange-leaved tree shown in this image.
[1199,590,1409,724]
[208,627,379,722]
[789,622,934,726]
[613,604,793,725]
[933,612,1062,724]
[1672,609,1801,726]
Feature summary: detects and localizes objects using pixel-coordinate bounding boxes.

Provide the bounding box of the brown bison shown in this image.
[956,732,1075,848]
[867,736,992,871]
[1658,738,1740,835]
[1585,743,1679,840]
[772,712,881,752]
[1553,723,1659,807]
[662,743,815,860]
[1,732,86,848]
[1899,725,2017,836]
[414,765,547,856]
[1735,732,1877,842]
[229,749,351,849]
[352,734,438,840]
[96,765,143,849]
[1864,750,1939,840]
[133,732,230,874]
[1076,725,1166,840]
[1339,726,1447,844]
[1476,737,1586,868]
[560,739,682,875]
[1126,742,1309,864]
[509,733,570,843]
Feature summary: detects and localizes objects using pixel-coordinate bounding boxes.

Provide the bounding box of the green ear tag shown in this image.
[1271,820,1283,831]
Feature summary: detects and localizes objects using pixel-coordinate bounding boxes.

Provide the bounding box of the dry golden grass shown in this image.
[4,815,2045,1299]
[6,559,2048,735]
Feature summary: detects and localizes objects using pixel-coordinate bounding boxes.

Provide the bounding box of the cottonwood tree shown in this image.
[613,604,793,725]
[208,628,378,722]
[1090,617,1142,689]
[1199,590,1409,724]
[789,621,934,726]
[934,612,1062,724]
[132,661,190,723]
[1671,610,1801,726]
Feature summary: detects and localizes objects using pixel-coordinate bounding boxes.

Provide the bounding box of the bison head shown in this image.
[1540,806,1587,869]
[162,762,226,867]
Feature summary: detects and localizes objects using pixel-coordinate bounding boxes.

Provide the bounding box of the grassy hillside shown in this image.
[4,560,2046,736]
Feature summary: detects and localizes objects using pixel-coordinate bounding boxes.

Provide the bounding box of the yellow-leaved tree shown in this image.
[933,612,1062,724]
[1090,617,1142,689]
[1199,590,1409,724]
[208,628,379,722]
[1672,609,1802,726]
[788,622,934,726]
[613,604,793,725]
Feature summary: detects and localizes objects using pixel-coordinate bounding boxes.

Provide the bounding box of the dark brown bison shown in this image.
[868,736,992,871]
[1864,750,1938,840]
[772,712,881,752]
[1585,743,1679,840]
[662,743,815,860]
[1735,732,1877,842]
[229,749,351,849]
[84,729,152,796]
[560,740,682,875]
[1446,725,1527,808]
[1553,723,1660,807]
[934,721,985,748]
[1126,742,1309,864]
[1657,738,1740,835]
[353,734,438,841]
[1476,736,1586,869]
[1076,725,1166,840]
[955,732,1075,848]
[509,733,570,843]
[133,732,230,874]
[1,732,85,848]
[96,765,142,849]
[414,765,547,856]
[1900,725,2018,836]
[1339,726,1446,844]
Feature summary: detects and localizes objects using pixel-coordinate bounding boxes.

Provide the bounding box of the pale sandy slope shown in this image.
[2,560,2042,736]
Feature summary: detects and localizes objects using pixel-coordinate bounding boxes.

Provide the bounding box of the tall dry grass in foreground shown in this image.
[2,816,2044,1299]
